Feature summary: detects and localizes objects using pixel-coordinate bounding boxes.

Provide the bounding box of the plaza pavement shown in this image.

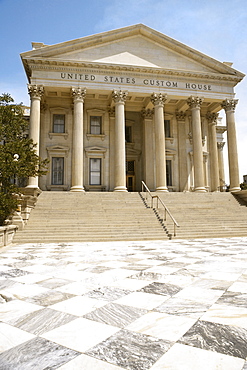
[0,237,247,369]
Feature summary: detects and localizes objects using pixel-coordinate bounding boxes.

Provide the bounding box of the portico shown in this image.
[21,24,244,193]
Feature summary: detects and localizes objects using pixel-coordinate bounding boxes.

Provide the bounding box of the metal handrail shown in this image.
[141,181,180,237]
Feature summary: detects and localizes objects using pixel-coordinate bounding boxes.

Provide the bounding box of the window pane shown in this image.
[52,157,64,185]
[90,158,101,185]
[90,116,101,135]
[53,114,65,133]
[125,126,132,143]
[166,160,172,186]
[164,120,171,138]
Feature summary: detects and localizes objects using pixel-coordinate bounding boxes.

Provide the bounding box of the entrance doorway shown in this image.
[126,160,135,191]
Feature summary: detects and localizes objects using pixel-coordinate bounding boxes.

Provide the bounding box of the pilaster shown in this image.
[176,110,188,191]
[206,112,220,191]
[141,108,155,190]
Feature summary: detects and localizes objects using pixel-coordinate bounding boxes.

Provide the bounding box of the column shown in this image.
[112,90,128,192]
[176,111,188,191]
[142,108,155,190]
[187,96,206,192]
[70,87,86,192]
[151,93,168,192]
[26,84,44,188]
[221,99,240,192]
[217,142,226,191]
[206,112,220,191]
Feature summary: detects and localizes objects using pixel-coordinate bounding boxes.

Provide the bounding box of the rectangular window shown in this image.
[52,157,64,185]
[166,160,172,186]
[90,158,101,185]
[90,116,102,135]
[164,120,171,138]
[53,114,65,133]
[125,126,132,143]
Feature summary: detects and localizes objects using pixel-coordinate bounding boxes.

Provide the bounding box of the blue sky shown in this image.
[0,0,246,182]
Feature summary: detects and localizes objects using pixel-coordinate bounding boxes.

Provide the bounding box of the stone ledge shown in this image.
[0,225,18,247]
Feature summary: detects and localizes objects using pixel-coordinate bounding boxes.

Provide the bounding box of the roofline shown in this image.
[20,24,245,80]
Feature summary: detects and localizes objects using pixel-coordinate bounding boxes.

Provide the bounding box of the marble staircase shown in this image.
[13,191,247,244]
[13,192,167,243]
[155,192,247,239]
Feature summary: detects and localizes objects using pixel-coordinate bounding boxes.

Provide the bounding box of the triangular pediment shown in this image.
[21,24,244,79]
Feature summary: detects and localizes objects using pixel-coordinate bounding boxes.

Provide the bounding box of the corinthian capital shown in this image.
[175,110,186,121]
[217,142,225,150]
[187,96,204,109]
[71,87,86,102]
[221,99,238,112]
[112,90,128,104]
[28,84,44,99]
[151,93,167,107]
[141,108,154,119]
[206,112,219,124]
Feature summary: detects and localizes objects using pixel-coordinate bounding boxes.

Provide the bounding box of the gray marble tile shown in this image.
[179,319,247,359]
[140,282,182,296]
[24,290,74,307]
[83,303,147,328]
[0,269,30,278]
[216,291,247,308]
[0,337,79,370]
[10,307,77,335]
[85,329,172,370]
[155,297,212,318]
[84,286,130,301]
[130,271,166,281]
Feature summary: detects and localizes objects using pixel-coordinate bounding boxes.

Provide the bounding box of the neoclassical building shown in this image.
[21,24,244,193]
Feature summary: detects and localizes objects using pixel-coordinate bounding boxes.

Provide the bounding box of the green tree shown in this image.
[0,93,48,225]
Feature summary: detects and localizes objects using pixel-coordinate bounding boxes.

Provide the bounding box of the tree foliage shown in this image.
[0,93,48,225]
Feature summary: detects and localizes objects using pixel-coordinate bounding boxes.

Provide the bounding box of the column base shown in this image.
[113,186,128,192]
[230,186,241,192]
[194,187,207,193]
[156,186,168,192]
[70,186,85,192]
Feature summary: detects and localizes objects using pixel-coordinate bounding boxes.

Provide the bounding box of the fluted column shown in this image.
[217,142,226,191]
[207,112,220,192]
[112,90,128,192]
[187,96,206,192]
[176,111,188,191]
[27,84,44,188]
[151,93,168,192]
[221,99,240,192]
[142,108,155,190]
[70,87,86,192]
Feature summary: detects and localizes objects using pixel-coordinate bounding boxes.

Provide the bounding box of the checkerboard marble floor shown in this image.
[0,237,247,369]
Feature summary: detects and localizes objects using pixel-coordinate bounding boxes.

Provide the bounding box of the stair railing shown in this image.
[141,181,180,237]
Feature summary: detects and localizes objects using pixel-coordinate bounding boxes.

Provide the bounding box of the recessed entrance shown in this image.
[126,160,135,191]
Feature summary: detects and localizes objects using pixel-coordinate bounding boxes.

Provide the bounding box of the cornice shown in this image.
[22,58,243,83]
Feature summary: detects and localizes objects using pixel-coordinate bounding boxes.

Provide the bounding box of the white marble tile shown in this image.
[57,354,124,369]
[201,304,247,329]
[0,300,42,323]
[50,296,107,316]
[12,273,48,284]
[228,282,247,293]
[150,343,245,370]
[127,312,196,341]
[56,281,93,295]
[4,282,49,299]
[200,271,243,281]
[115,292,168,310]
[174,287,223,304]
[0,322,35,353]
[41,317,120,352]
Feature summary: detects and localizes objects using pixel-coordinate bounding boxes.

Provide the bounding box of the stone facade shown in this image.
[21,24,244,192]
